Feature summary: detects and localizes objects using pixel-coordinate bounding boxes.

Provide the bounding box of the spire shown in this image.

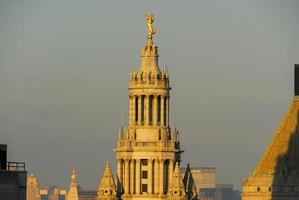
[67,166,79,200]
[97,161,117,200]
[139,13,160,74]
[167,162,186,200]
[71,165,77,186]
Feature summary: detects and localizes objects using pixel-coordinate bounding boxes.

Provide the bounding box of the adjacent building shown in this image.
[48,186,66,200]
[78,189,97,200]
[242,65,299,199]
[0,144,27,200]
[27,174,41,200]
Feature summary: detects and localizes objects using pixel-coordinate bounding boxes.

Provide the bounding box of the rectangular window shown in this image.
[142,171,148,179]
[142,184,148,193]
[141,159,148,166]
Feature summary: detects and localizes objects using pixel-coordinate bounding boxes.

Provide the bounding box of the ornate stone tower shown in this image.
[242,65,299,200]
[114,14,184,200]
[67,167,79,200]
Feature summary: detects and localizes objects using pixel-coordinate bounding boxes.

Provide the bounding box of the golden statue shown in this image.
[145,13,156,39]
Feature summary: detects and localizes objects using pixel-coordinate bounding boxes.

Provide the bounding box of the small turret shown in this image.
[167,162,186,200]
[67,166,79,200]
[97,161,117,200]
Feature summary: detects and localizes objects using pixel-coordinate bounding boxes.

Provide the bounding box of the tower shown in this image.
[26,174,41,200]
[242,64,299,200]
[67,167,79,200]
[114,14,184,200]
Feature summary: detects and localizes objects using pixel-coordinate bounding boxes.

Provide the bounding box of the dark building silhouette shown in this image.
[0,144,27,200]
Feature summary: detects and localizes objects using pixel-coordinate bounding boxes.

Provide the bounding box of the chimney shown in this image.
[295,64,299,96]
[0,144,7,170]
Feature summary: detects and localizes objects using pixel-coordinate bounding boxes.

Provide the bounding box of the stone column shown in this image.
[166,96,169,127]
[130,160,134,194]
[154,159,159,194]
[168,160,173,190]
[117,159,122,188]
[125,159,130,194]
[148,159,153,194]
[161,96,165,126]
[136,159,141,194]
[138,96,142,125]
[159,159,164,194]
[145,95,149,125]
[153,95,157,126]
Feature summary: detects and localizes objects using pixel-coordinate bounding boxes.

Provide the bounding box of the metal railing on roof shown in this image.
[0,161,26,172]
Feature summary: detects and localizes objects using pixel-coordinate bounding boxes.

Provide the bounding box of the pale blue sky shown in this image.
[0,0,299,190]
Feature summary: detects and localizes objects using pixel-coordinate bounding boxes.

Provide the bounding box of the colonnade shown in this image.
[117,159,174,195]
[129,95,169,127]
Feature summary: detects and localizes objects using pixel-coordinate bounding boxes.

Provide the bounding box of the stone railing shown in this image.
[117,140,179,150]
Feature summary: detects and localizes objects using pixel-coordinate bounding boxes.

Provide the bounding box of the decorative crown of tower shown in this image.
[129,13,169,88]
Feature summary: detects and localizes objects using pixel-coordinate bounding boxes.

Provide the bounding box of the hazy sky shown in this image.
[1,0,299,190]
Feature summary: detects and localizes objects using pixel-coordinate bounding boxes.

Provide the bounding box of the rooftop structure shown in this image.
[242,65,299,199]
[0,144,27,200]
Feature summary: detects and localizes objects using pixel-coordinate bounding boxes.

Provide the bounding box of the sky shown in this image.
[0,0,299,190]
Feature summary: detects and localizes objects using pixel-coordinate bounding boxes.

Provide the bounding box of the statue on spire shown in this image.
[145,13,156,40]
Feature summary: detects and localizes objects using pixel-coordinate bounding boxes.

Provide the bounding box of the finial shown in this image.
[71,165,77,184]
[145,13,156,41]
[72,164,76,174]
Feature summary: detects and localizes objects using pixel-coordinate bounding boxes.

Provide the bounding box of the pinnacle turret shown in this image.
[67,166,79,200]
[168,162,186,200]
[97,161,117,200]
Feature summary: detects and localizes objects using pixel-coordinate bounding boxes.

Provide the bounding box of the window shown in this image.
[142,171,148,179]
[141,159,148,166]
[142,184,148,193]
